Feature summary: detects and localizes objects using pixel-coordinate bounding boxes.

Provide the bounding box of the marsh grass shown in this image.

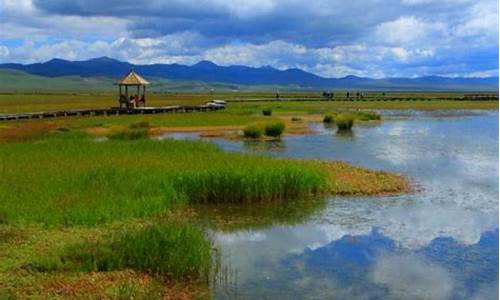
[30,221,213,280]
[264,121,286,138]
[107,128,150,140]
[173,163,327,204]
[322,111,380,131]
[347,111,381,121]
[262,108,273,116]
[335,115,355,131]
[323,111,380,124]
[243,125,263,138]
[0,136,328,225]
[323,115,334,123]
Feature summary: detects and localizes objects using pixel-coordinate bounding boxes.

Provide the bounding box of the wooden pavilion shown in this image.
[115,70,150,108]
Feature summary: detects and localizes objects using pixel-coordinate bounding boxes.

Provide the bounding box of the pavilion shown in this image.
[115,70,150,108]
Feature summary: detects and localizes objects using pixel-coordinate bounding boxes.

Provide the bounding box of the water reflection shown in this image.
[193,198,326,232]
[156,110,499,299]
[216,229,498,300]
[242,139,287,153]
[335,129,355,139]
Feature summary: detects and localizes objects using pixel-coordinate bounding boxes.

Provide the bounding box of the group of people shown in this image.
[119,94,145,108]
[322,91,366,99]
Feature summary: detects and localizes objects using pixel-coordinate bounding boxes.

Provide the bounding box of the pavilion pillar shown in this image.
[143,85,146,106]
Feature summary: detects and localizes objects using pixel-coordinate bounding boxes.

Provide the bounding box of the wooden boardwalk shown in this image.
[0,104,225,121]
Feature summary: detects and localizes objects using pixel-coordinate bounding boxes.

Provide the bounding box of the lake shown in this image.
[168,110,499,300]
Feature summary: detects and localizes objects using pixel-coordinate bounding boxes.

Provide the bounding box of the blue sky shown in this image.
[0,0,498,78]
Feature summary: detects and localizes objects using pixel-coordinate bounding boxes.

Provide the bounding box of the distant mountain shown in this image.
[0,57,498,91]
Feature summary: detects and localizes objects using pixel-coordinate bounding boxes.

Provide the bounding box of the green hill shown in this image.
[0,69,304,92]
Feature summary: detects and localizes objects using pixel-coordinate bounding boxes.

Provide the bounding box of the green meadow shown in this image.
[0,90,497,114]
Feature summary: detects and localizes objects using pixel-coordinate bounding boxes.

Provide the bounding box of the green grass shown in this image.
[335,115,355,131]
[107,127,150,140]
[347,111,381,121]
[0,133,328,226]
[323,111,379,127]
[243,124,263,138]
[262,108,273,116]
[59,111,265,129]
[0,90,497,114]
[31,221,213,280]
[323,115,334,123]
[264,121,286,138]
[226,100,498,114]
[173,162,325,204]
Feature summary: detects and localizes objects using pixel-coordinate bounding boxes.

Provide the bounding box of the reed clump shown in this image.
[335,115,355,131]
[349,111,381,121]
[107,128,149,140]
[323,115,334,123]
[323,111,380,124]
[31,221,213,280]
[264,121,285,138]
[262,108,273,116]
[173,162,327,204]
[243,125,263,139]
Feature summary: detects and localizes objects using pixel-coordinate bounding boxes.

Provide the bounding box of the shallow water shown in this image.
[167,110,499,300]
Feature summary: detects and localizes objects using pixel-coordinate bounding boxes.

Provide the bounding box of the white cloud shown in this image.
[453,0,498,40]
[375,16,447,46]
[0,46,9,59]
[372,254,454,300]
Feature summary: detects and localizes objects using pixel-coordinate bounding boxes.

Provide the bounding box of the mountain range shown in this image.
[0,57,498,91]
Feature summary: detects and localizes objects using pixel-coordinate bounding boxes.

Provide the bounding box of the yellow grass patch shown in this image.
[322,161,409,195]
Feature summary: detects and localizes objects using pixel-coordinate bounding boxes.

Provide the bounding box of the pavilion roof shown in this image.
[115,70,150,85]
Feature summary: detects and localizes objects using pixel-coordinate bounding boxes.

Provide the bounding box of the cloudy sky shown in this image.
[0,0,498,78]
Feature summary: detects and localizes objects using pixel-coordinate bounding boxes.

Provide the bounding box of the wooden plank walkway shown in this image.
[0,104,225,121]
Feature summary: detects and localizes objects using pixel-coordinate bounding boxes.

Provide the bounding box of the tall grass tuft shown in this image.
[264,122,285,138]
[107,128,149,140]
[349,111,381,121]
[31,221,213,280]
[243,125,263,139]
[262,108,273,116]
[323,115,334,123]
[173,162,327,204]
[335,115,355,131]
[324,111,380,123]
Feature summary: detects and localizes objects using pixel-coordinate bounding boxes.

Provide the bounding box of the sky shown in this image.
[0,0,498,78]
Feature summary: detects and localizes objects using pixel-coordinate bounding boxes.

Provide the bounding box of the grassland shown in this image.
[0,91,497,114]
[0,91,494,298]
